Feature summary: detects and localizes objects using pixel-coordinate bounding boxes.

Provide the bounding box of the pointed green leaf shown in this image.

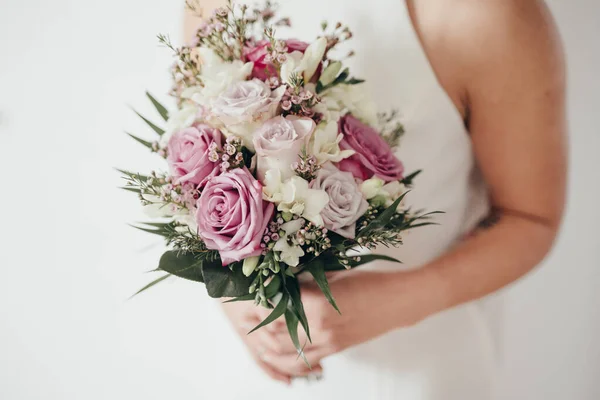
[285,309,310,366]
[307,260,340,314]
[146,91,169,121]
[264,274,282,299]
[248,292,289,334]
[126,132,154,149]
[119,186,142,194]
[346,78,365,85]
[347,254,401,268]
[132,108,165,136]
[359,191,410,237]
[400,170,422,187]
[158,251,205,282]
[130,273,171,298]
[222,293,256,303]
[115,168,152,182]
[284,278,311,342]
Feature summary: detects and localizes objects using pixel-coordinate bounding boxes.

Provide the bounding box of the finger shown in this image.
[256,359,292,385]
[262,348,326,377]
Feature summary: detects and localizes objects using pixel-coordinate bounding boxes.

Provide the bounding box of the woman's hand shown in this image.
[256,270,441,377]
[221,298,324,384]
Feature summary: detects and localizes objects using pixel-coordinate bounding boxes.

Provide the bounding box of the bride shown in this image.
[184,0,566,398]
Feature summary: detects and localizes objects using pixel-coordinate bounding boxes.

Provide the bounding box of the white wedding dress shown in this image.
[197,1,499,398]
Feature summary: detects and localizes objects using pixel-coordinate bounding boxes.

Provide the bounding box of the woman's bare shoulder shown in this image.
[408,0,565,116]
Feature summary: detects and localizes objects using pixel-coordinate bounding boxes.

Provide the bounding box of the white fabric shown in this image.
[202,1,498,398]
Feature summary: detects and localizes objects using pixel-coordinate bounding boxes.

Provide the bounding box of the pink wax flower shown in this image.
[195,168,274,265]
[338,114,404,182]
[243,39,310,81]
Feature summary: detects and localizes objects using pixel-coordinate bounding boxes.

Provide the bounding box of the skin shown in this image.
[185,0,567,384]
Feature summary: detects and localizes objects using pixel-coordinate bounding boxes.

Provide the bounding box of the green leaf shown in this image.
[115,168,152,182]
[248,292,289,334]
[125,132,154,149]
[130,273,171,298]
[306,260,340,314]
[332,68,350,86]
[202,261,254,298]
[119,186,141,194]
[222,293,256,303]
[146,91,169,121]
[129,221,175,238]
[264,274,282,299]
[347,254,401,268]
[158,251,205,283]
[400,170,422,187]
[284,278,311,342]
[359,191,410,237]
[284,309,310,366]
[346,78,365,85]
[131,107,165,136]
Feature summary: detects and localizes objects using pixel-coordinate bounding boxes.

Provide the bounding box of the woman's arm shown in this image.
[258,0,567,376]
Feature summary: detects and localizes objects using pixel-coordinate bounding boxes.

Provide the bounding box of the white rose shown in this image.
[185,47,253,105]
[311,120,355,164]
[253,116,315,181]
[210,79,285,150]
[312,163,369,239]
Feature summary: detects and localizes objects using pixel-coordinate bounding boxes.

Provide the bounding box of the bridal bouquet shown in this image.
[120,0,438,359]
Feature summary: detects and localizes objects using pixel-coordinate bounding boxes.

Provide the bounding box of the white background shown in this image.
[0,1,598,399]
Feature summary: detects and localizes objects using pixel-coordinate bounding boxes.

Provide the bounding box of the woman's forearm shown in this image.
[387,213,560,322]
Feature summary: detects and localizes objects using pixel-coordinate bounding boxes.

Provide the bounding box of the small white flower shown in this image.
[311,120,355,164]
[280,37,327,85]
[274,238,304,267]
[262,170,329,226]
[360,178,407,210]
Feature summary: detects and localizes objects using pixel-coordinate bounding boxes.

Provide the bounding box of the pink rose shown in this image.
[196,168,274,265]
[311,163,369,239]
[253,116,315,181]
[243,39,309,81]
[338,114,404,182]
[167,124,222,187]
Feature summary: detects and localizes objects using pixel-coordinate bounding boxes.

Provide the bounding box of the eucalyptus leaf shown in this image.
[248,292,289,334]
[146,91,169,121]
[202,261,254,298]
[158,251,205,282]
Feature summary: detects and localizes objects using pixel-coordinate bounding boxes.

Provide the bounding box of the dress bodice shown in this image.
[278,0,490,268]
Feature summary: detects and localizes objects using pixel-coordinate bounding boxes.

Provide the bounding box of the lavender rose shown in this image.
[167,124,222,187]
[196,168,274,265]
[311,163,369,239]
[338,114,404,182]
[210,78,285,149]
[253,116,315,181]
